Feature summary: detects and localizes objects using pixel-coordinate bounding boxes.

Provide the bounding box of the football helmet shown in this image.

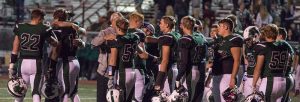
[7,77,28,97]
[41,79,62,99]
[243,26,260,48]
[106,86,123,102]
[222,86,242,102]
[151,90,168,102]
[168,85,188,102]
[244,91,264,102]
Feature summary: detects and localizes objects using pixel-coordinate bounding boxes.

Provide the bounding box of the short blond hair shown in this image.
[128,12,144,22]
[181,16,195,30]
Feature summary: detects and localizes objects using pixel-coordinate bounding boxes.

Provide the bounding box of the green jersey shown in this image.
[108,33,140,69]
[256,41,294,77]
[13,23,53,59]
[191,32,207,64]
[127,28,146,69]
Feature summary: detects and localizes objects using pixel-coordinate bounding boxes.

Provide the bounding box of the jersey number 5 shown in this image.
[193,45,205,63]
[20,33,40,51]
[122,44,137,62]
[269,51,288,70]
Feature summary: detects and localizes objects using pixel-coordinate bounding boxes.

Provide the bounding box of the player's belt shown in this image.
[19,55,42,59]
[58,56,77,62]
[246,74,253,78]
[262,73,285,78]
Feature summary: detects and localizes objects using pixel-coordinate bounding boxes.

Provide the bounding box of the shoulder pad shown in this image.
[229,35,243,47]
[179,36,192,48]
[253,42,267,55]
[159,34,174,46]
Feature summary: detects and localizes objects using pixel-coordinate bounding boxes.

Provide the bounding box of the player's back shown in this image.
[258,41,293,77]
[52,26,78,59]
[191,33,207,65]
[115,34,140,68]
[15,23,52,59]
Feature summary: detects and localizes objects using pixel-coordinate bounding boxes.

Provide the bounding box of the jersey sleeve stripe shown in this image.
[159,35,173,39]
[181,36,192,41]
[256,44,266,47]
[229,36,238,41]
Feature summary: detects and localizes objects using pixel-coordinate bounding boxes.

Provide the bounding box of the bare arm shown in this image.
[160,45,170,72]
[229,47,241,88]
[293,54,299,73]
[8,36,20,78]
[145,36,159,43]
[52,21,86,35]
[252,55,264,88]
[12,36,20,55]
[109,48,117,66]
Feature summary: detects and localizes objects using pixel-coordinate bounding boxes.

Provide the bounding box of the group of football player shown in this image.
[92,11,300,102]
[7,8,86,102]
[6,8,300,102]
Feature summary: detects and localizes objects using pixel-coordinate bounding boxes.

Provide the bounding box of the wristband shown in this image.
[10,54,18,63]
[108,65,116,76]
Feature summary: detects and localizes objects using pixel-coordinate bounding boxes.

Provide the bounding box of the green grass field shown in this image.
[1,75,300,102]
[0,75,96,102]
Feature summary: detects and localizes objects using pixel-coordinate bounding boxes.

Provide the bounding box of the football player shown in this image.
[276,27,296,102]
[241,26,261,97]
[203,24,220,102]
[141,22,159,101]
[107,17,140,101]
[226,15,245,87]
[91,12,123,102]
[9,9,58,102]
[295,47,300,97]
[127,12,147,102]
[51,8,85,102]
[252,24,294,102]
[175,16,207,101]
[211,18,243,102]
[154,16,181,96]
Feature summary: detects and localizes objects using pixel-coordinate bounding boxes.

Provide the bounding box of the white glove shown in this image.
[8,63,16,79]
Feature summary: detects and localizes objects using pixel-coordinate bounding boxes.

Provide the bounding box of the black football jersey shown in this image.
[255,41,294,77]
[14,23,54,59]
[52,26,78,59]
[212,34,243,75]
[158,32,180,67]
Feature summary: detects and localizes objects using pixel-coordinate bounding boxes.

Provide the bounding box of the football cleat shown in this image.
[7,77,28,97]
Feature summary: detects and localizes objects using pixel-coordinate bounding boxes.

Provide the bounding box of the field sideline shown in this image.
[0,75,300,102]
[0,75,96,102]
